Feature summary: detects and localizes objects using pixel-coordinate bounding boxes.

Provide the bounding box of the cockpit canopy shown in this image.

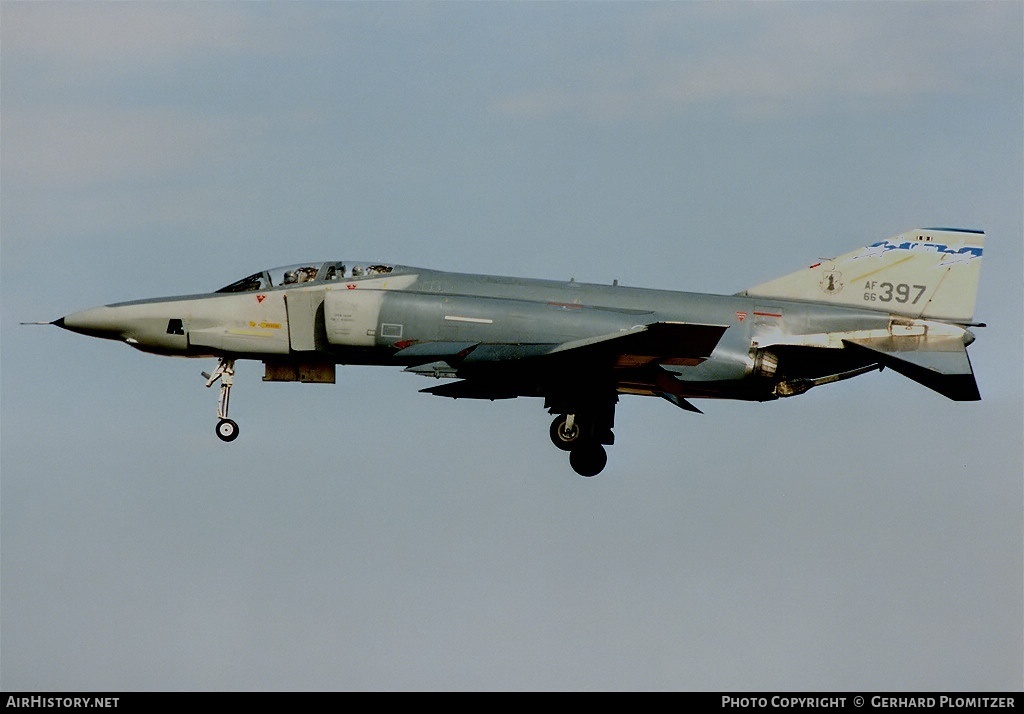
[216,261,394,293]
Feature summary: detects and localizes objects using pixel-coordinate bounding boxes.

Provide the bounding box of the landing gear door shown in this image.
[284,290,324,352]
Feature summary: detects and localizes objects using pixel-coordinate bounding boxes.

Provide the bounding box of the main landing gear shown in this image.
[203,357,239,442]
[549,413,611,477]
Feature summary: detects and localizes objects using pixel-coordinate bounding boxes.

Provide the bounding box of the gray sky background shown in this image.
[2,1,1021,691]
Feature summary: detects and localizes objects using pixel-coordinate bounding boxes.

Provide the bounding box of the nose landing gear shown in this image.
[203,358,239,442]
[216,417,239,442]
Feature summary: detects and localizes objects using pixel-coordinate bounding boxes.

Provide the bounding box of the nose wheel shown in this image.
[216,417,239,442]
[203,358,239,442]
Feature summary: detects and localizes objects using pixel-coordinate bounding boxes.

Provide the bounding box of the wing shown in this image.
[406,321,729,399]
[547,321,728,368]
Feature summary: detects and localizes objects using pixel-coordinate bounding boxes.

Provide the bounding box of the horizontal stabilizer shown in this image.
[843,337,980,401]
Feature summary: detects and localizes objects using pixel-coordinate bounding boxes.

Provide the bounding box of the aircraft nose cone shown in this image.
[56,306,130,341]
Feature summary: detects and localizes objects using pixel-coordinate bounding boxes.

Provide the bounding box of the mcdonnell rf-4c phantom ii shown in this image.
[49,228,984,476]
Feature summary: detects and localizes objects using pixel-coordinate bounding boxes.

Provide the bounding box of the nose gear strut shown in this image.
[202,358,239,442]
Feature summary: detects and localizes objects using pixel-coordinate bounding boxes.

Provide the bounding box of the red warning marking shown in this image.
[346,284,357,290]
[256,294,266,303]
[547,301,583,309]
[736,311,747,322]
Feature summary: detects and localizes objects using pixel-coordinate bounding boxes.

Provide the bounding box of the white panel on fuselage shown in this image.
[324,288,387,347]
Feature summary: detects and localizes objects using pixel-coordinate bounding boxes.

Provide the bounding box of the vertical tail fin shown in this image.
[740,228,985,323]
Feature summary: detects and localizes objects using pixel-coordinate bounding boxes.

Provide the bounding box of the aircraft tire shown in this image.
[216,418,239,442]
[549,414,583,451]
[569,444,607,477]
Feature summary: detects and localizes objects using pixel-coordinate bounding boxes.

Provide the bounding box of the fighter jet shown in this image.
[48,227,984,476]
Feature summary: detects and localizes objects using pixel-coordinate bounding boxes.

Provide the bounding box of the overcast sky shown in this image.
[2,1,1021,691]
